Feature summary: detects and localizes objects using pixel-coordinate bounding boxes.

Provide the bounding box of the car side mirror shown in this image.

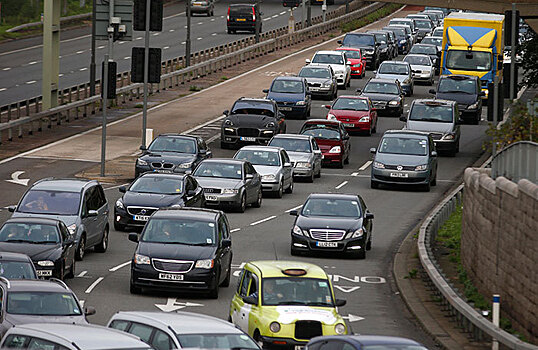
[84,306,96,316]
[337,40,342,45]
[437,51,441,57]
[479,91,486,97]
[431,151,438,157]
[343,134,350,140]
[284,162,292,168]
[263,89,269,93]
[399,116,407,122]
[139,145,147,151]
[355,88,362,94]
[185,169,192,175]
[222,239,232,248]
[375,42,381,46]
[7,205,16,213]
[365,212,374,220]
[223,110,229,116]
[305,59,311,64]
[428,88,436,94]
[63,234,75,246]
[128,232,139,243]
[335,299,346,307]
[87,210,98,217]
[313,149,322,154]
[369,147,377,154]
[118,186,126,193]
[289,210,298,216]
[324,105,331,109]
[373,70,377,75]
[243,295,257,305]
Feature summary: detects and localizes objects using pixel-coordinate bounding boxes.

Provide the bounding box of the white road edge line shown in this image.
[109,261,131,272]
[285,205,303,213]
[85,277,104,294]
[359,160,372,171]
[335,181,348,189]
[77,271,88,277]
[250,216,276,226]
[230,228,241,233]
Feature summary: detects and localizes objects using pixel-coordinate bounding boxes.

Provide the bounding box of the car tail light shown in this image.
[227,7,230,21]
[252,7,256,21]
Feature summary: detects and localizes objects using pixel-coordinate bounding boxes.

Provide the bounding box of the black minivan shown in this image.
[430,75,484,124]
[227,4,262,34]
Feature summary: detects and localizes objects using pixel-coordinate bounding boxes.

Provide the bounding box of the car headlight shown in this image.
[329,146,341,154]
[293,225,304,236]
[224,127,235,133]
[265,122,275,128]
[335,323,346,335]
[352,63,362,67]
[296,162,311,168]
[327,113,337,121]
[178,162,193,169]
[346,228,363,239]
[415,164,428,171]
[373,161,385,169]
[195,259,214,269]
[442,133,455,140]
[224,119,234,126]
[399,39,407,44]
[323,82,333,87]
[115,199,124,209]
[270,322,281,333]
[67,224,77,235]
[359,116,370,122]
[262,174,276,181]
[134,254,150,265]
[468,102,479,109]
[137,158,148,166]
[296,101,306,106]
[381,48,388,52]
[389,100,399,106]
[222,189,239,194]
[402,78,410,84]
[365,50,374,54]
[37,260,54,267]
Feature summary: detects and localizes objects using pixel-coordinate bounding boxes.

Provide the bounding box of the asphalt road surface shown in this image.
[0,0,338,106]
[0,46,489,348]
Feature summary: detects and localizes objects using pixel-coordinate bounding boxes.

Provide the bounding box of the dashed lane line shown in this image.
[79,67,88,71]
[335,181,348,189]
[26,80,36,84]
[359,160,372,171]
[109,261,131,272]
[250,215,276,226]
[3,67,11,71]
[0,88,6,92]
[77,271,88,277]
[85,277,104,294]
[285,205,303,213]
[351,172,359,176]
[230,228,241,233]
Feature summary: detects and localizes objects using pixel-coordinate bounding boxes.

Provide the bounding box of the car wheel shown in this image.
[371,180,379,189]
[338,157,344,169]
[344,152,350,164]
[65,260,75,279]
[456,141,460,153]
[366,236,372,251]
[315,166,321,178]
[253,330,266,349]
[365,125,372,136]
[372,119,377,133]
[114,221,126,232]
[431,174,437,186]
[291,246,299,256]
[275,181,283,198]
[422,181,431,192]
[346,77,351,88]
[95,226,109,253]
[308,171,315,183]
[221,265,232,287]
[130,279,142,294]
[57,263,65,280]
[236,193,247,213]
[285,178,294,193]
[208,274,220,299]
[252,189,263,207]
[75,235,86,261]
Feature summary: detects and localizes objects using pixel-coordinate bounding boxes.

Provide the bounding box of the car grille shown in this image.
[308,82,322,88]
[294,321,322,340]
[278,101,295,106]
[385,165,416,171]
[237,128,260,137]
[126,206,158,216]
[430,133,443,140]
[372,101,386,108]
[151,162,174,169]
[309,229,346,241]
[152,259,193,273]
[203,188,222,194]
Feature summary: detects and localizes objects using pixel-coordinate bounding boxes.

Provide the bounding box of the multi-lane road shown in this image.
[0,0,337,106]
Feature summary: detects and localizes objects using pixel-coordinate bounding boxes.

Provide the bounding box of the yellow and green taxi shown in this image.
[229,260,348,347]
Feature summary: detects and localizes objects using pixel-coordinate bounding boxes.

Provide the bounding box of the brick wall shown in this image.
[462,168,538,343]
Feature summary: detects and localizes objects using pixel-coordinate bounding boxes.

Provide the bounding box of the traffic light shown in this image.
[504,10,520,47]
[131,47,162,84]
[133,0,163,32]
[102,61,117,99]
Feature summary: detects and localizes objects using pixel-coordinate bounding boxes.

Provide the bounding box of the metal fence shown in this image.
[491,141,538,184]
[418,184,538,350]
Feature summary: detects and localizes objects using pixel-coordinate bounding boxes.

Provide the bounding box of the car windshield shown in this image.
[445,50,492,71]
[302,198,360,217]
[421,37,442,47]
[129,176,183,195]
[271,80,304,93]
[231,101,274,117]
[149,137,196,154]
[7,292,82,316]
[432,28,443,36]
[194,163,243,179]
[312,54,344,65]
[0,261,37,279]
[386,27,406,36]
[177,334,259,350]
[379,137,428,156]
[332,98,369,111]
[409,104,453,123]
[378,63,409,75]
[415,20,432,29]
[302,126,340,140]
[299,67,331,79]
[342,34,374,46]
[141,218,216,245]
[391,20,412,29]
[235,150,281,166]
[18,190,80,216]
[269,138,311,153]
[363,346,428,350]
[340,50,360,59]
[404,55,431,66]
[409,45,436,55]
[363,82,399,95]
[438,78,476,94]
[0,223,60,244]
[372,33,387,43]
[262,277,334,306]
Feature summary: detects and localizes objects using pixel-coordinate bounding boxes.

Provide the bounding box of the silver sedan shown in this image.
[403,54,435,85]
[268,134,322,183]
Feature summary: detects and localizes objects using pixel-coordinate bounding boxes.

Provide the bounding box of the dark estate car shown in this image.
[0,252,38,280]
[9,178,109,261]
[264,76,312,119]
[114,173,205,231]
[306,335,429,350]
[290,193,374,259]
[135,134,212,178]
[358,78,404,117]
[0,218,76,280]
[129,208,233,299]
[227,4,261,34]
[338,33,380,69]
[300,120,351,168]
[221,98,286,149]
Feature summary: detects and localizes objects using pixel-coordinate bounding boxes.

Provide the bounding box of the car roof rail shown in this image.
[0,276,11,288]
[49,277,69,290]
[33,177,55,185]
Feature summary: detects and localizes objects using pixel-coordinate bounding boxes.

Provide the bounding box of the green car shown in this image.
[229,261,348,347]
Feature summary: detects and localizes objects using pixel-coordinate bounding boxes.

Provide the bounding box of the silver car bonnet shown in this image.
[252,165,281,176]
[406,120,454,133]
[286,151,313,163]
[194,177,244,190]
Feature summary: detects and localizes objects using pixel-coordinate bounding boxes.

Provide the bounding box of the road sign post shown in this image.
[141,0,151,149]
[186,1,191,67]
[42,0,60,110]
[307,0,311,27]
[322,0,326,22]
[255,0,261,43]
[510,4,516,101]
[90,0,97,96]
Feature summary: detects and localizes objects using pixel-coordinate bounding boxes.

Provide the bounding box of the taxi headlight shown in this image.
[293,225,304,236]
[389,100,399,106]
[37,260,54,267]
[137,158,148,166]
[134,254,150,265]
[195,259,214,269]
[335,323,346,335]
[346,228,363,239]
[415,164,428,171]
[270,322,281,333]
[327,113,337,121]
[262,174,276,181]
[115,199,124,209]
[296,162,311,168]
[222,189,239,194]
[329,146,341,154]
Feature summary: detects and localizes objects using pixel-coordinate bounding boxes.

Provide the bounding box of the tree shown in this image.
[520,28,538,88]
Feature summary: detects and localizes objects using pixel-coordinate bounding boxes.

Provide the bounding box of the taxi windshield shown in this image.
[262,277,334,306]
[177,334,259,350]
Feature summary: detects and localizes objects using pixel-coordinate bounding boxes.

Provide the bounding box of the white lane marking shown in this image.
[263,18,270,21]
[109,261,131,272]
[184,25,188,29]
[285,205,303,213]
[85,277,104,294]
[181,41,186,45]
[76,50,84,54]
[163,46,170,50]
[206,134,220,143]
[169,29,175,32]
[212,33,217,36]
[152,32,160,36]
[119,41,125,44]
[79,67,88,71]
[211,18,215,22]
[98,45,105,49]
[77,271,88,277]
[335,181,348,189]
[220,15,224,18]
[359,160,372,171]
[0,88,6,92]
[124,56,130,59]
[22,154,97,162]
[104,183,130,191]
[197,37,203,40]
[280,11,286,15]
[28,61,38,65]
[272,14,279,18]
[197,22,203,25]
[250,215,276,226]
[26,80,36,84]
[136,36,143,40]
[3,67,11,71]
[351,172,359,176]
[230,228,241,233]
[59,74,64,77]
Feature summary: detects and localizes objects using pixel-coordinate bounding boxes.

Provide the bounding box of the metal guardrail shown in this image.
[418,185,538,350]
[491,141,538,184]
[0,1,386,144]
[6,12,92,33]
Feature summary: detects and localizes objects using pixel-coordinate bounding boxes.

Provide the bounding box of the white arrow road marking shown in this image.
[155,298,204,312]
[343,314,365,322]
[6,171,30,186]
[334,285,360,293]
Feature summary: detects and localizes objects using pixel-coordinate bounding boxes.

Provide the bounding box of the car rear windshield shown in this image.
[312,53,344,65]
[269,138,311,153]
[177,334,259,349]
[299,67,331,79]
[342,34,374,47]
[229,6,253,16]
[261,277,334,306]
[302,198,361,217]
[409,45,437,55]
[18,190,80,216]
[129,176,183,195]
[0,223,60,244]
[363,82,399,95]
[270,80,304,93]
[0,261,37,280]
[141,218,216,245]
[409,104,453,123]
[404,55,431,66]
[301,125,340,140]
[421,37,441,47]
[379,137,428,156]
[378,63,409,75]
[7,292,82,316]
[194,162,243,179]
[235,150,281,166]
[332,98,369,111]
[149,137,196,154]
[438,78,477,94]
[386,27,406,36]
[432,27,443,36]
[372,33,387,43]
[415,20,432,29]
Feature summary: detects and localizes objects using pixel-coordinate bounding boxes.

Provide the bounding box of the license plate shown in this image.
[316,241,338,247]
[159,273,184,281]
[134,215,150,221]
[193,3,202,5]
[236,18,246,21]
[390,172,408,178]
[280,107,292,111]
[310,87,319,91]
[205,194,218,201]
[295,347,305,350]
[154,169,173,173]
[37,270,52,277]
[240,136,256,141]
[343,123,354,127]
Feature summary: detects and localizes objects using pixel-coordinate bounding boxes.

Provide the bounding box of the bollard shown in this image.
[492,294,500,350]
[288,9,295,34]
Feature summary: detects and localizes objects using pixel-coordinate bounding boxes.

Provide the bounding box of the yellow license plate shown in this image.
[236,18,246,21]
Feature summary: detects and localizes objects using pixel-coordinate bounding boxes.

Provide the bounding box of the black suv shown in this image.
[129,208,233,298]
[338,33,380,69]
[430,75,484,124]
[221,98,286,149]
[135,134,212,178]
[0,218,76,280]
[227,4,261,34]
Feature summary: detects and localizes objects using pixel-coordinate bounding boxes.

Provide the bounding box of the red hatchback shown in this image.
[324,95,377,136]
[299,119,351,168]
[336,47,366,78]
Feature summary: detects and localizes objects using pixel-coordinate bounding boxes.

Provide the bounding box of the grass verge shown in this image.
[340,3,403,33]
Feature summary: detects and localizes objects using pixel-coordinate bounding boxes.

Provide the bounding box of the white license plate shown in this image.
[239,136,257,142]
[37,270,53,277]
[390,172,408,178]
[280,107,292,111]
[205,194,218,201]
[134,215,150,221]
[343,123,354,127]
[316,241,338,247]
[159,273,184,281]
[310,87,319,91]
[154,169,173,173]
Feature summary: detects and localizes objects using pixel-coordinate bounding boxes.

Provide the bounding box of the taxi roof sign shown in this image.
[282,268,307,276]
